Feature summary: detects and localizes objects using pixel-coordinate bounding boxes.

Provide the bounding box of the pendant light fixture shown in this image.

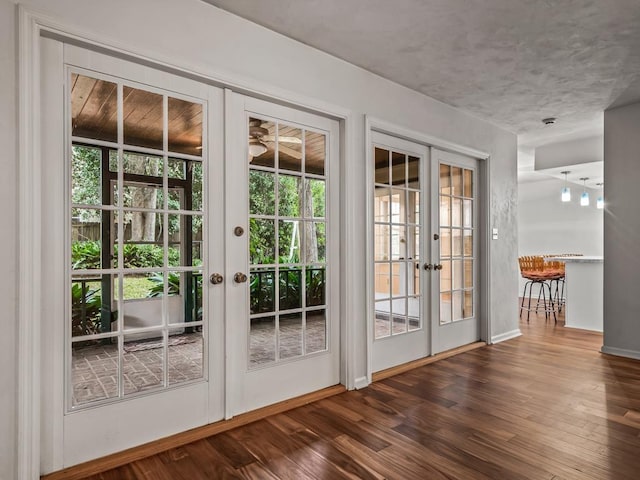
[596,183,604,209]
[560,171,571,202]
[580,177,590,206]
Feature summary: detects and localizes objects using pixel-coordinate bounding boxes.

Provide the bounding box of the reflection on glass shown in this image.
[440,293,452,325]
[166,271,189,325]
[306,310,327,353]
[452,198,462,227]
[412,263,420,296]
[452,291,463,321]
[249,316,276,367]
[452,229,462,257]
[72,339,119,406]
[392,298,407,334]
[308,179,325,218]
[408,226,420,260]
[123,333,165,395]
[122,152,162,177]
[305,131,326,175]
[464,291,473,318]
[120,184,163,210]
[463,199,472,228]
[408,191,420,224]
[408,156,420,189]
[71,276,106,337]
[168,97,203,156]
[453,259,463,290]
[464,169,473,198]
[464,230,473,257]
[391,190,404,223]
[375,263,391,298]
[306,267,326,307]
[440,196,451,227]
[168,159,186,179]
[440,260,452,292]
[440,164,451,194]
[375,224,390,261]
[72,146,102,205]
[168,188,182,210]
[250,269,275,314]
[279,220,300,263]
[123,86,163,150]
[250,171,275,216]
[250,218,275,264]
[374,148,390,185]
[374,187,391,223]
[279,313,303,360]
[440,228,451,257]
[408,296,420,331]
[279,268,303,310]
[168,332,203,385]
[391,262,402,297]
[391,225,406,260]
[279,175,301,217]
[464,260,473,288]
[71,74,118,143]
[375,300,391,339]
[452,166,462,197]
[278,124,303,173]
[121,272,166,329]
[392,151,406,186]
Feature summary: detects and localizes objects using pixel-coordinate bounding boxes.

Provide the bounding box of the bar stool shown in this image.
[518,256,562,323]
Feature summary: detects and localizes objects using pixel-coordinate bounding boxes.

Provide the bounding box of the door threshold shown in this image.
[372,341,486,382]
[41,384,346,480]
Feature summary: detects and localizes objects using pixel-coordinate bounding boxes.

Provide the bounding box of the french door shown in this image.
[370,134,480,372]
[40,39,339,473]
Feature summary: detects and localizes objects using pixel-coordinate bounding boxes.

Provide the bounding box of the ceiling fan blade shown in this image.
[261,135,302,144]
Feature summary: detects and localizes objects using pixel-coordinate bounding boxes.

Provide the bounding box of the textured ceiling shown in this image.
[203,0,640,146]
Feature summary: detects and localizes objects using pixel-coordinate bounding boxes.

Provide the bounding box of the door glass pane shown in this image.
[375,263,391,298]
[279,268,302,311]
[439,164,450,194]
[168,331,203,385]
[451,198,462,227]
[408,295,420,331]
[308,179,325,218]
[452,291,463,321]
[71,275,107,337]
[250,218,276,265]
[374,148,390,185]
[168,97,203,156]
[72,208,104,270]
[306,222,326,263]
[463,200,472,228]
[374,187,391,223]
[278,124,303,173]
[453,260,463,290]
[452,229,462,257]
[440,196,451,226]
[123,86,163,150]
[464,291,473,318]
[440,260,451,292]
[72,146,103,205]
[189,161,203,212]
[250,269,275,314]
[71,74,118,143]
[464,260,473,288]
[279,175,302,217]
[408,156,420,189]
[452,166,463,197]
[279,313,303,360]
[72,339,119,407]
[464,169,473,198]
[440,228,451,257]
[375,224,390,261]
[392,151,406,186]
[440,294,451,325]
[464,229,473,256]
[305,131,326,175]
[250,171,275,216]
[123,333,165,395]
[249,316,276,367]
[306,310,326,353]
[248,118,276,168]
[306,267,326,307]
[392,298,407,334]
[279,220,300,263]
[375,300,391,338]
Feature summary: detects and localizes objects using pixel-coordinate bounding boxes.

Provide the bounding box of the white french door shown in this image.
[39,39,340,473]
[370,135,481,372]
[431,149,480,354]
[370,132,431,372]
[226,94,340,415]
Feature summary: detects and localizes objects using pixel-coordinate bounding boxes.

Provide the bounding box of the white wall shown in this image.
[603,101,640,358]
[518,177,604,256]
[3,0,519,475]
[0,2,17,479]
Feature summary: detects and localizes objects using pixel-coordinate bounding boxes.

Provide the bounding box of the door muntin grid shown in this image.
[373,146,422,340]
[439,163,475,325]
[248,115,329,369]
[68,69,208,410]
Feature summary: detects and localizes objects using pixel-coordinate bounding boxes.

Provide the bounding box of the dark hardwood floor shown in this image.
[83,310,640,480]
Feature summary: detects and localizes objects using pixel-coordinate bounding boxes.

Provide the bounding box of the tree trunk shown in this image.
[127,154,159,242]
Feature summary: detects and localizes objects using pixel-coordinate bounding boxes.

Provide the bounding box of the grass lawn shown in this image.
[86,276,155,300]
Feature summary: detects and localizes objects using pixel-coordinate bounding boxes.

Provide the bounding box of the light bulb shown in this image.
[561,186,571,202]
[580,191,589,206]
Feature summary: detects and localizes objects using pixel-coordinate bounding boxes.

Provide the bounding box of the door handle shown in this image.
[434,264,443,270]
[209,273,224,285]
[423,263,433,270]
[234,272,248,283]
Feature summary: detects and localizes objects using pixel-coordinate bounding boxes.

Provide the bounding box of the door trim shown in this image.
[365,115,491,384]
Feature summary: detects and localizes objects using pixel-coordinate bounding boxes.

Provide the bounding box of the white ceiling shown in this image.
[203,0,640,147]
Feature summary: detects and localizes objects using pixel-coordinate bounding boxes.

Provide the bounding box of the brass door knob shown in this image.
[234,272,248,283]
[209,273,224,285]
[434,264,443,270]
[423,263,433,270]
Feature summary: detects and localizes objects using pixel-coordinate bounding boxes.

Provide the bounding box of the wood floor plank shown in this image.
[55,308,640,480]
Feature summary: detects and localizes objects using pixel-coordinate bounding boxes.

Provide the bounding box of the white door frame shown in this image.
[365,116,491,383]
[18,8,356,479]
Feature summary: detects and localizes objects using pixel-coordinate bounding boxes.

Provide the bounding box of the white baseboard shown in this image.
[353,376,369,390]
[491,329,522,344]
[601,345,640,361]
